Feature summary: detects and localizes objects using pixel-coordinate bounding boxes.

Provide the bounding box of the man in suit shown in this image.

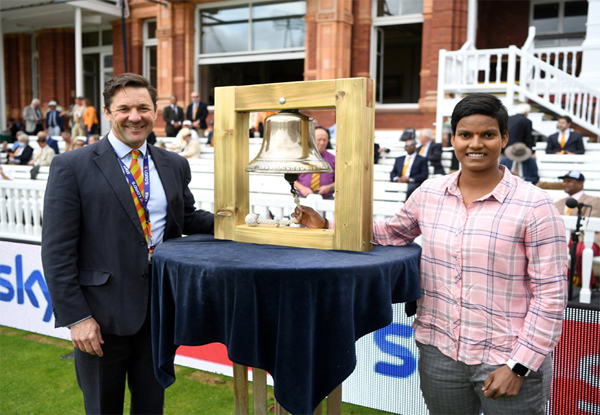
[185,91,208,137]
[390,139,429,201]
[555,170,600,289]
[416,128,445,175]
[41,73,214,414]
[45,100,65,137]
[162,95,184,137]
[7,132,34,165]
[500,104,538,183]
[28,132,56,167]
[545,115,585,154]
[23,98,44,135]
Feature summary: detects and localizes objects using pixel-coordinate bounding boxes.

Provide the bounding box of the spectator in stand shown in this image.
[61,131,74,152]
[163,95,184,137]
[186,91,208,137]
[176,128,201,159]
[389,139,429,201]
[374,143,390,164]
[206,121,214,146]
[7,117,22,142]
[88,135,100,145]
[73,137,86,149]
[555,170,600,289]
[294,127,336,199]
[83,98,99,137]
[7,132,34,165]
[45,100,65,137]
[181,120,200,141]
[28,132,56,167]
[23,98,44,135]
[501,142,539,185]
[65,97,87,138]
[294,93,567,415]
[545,116,585,154]
[416,128,445,175]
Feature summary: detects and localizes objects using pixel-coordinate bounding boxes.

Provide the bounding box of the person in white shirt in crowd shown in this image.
[176,128,201,159]
[28,132,56,167]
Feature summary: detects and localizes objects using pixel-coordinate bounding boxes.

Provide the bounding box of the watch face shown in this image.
[512,363,529,377]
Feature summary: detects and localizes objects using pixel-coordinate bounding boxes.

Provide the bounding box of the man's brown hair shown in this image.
[103,73,157,113]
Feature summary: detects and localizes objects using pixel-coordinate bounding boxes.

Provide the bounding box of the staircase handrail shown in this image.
[436,44,599,142]
[515,45,600,134]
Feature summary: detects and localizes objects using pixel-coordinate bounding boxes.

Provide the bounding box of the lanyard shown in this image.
[112,145,154,249]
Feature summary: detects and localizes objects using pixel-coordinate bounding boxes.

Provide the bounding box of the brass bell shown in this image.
[246,110,333,175]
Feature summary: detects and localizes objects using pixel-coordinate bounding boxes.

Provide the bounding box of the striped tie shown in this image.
[402,156,411,177]
[130,150,148,242]
[310,173,320,192]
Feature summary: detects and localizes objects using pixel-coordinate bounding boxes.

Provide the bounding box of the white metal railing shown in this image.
[0,180,46,242]
[436,27,600,143]
[3,179,598,304]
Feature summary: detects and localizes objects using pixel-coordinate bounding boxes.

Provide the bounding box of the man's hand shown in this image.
[294,182,314,197]
[482,365,525,399]
[397,177,410,183]
[193,120,201,128]
[70,317,104,357]
[317,185,333,195]
[293,206,326,229]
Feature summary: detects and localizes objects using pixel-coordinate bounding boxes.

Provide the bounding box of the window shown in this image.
[371,0,423,105]
[197,1,306,105]
[143,19,158,89]
[375,0,423,17]
[532,1,588,47]
[82,28,113,48]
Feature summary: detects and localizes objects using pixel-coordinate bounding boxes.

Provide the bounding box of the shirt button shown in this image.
[139,241,146,246]
[142,273,149,279]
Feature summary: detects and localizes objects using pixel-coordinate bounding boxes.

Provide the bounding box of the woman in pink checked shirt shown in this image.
[294,93,568,415]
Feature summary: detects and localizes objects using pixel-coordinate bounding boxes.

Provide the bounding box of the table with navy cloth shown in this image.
[151,234,421,414]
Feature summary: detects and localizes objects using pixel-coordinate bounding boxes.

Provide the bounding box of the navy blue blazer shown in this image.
[416,142,445,175]
[546,131,585,154]
[186,101,208,130]
[41,136,214,335]
[390,154,429,184]
[45,110,65,131]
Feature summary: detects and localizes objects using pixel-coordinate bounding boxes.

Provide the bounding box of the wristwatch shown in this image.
[506,359,531,377]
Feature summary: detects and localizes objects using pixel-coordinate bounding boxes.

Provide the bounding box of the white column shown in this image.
[466,0,478,48]
[0,17,7,131]
[579,0,600,84]
[75,7,84,97]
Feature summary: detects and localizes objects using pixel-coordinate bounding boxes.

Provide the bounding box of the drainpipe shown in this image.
[75,7,83,97]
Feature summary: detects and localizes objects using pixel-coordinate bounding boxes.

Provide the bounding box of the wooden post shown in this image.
[252,368,268,415]
[233,363,249,415]
[214,78,374,252]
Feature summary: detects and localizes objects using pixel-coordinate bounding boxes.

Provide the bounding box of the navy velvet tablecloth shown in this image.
[151,234,421,415]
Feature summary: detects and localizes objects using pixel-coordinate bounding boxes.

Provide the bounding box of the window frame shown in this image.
[370,0,423,108]
[143,19,158,89]
[529,0,587,45]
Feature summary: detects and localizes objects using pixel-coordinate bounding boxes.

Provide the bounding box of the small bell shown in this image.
[246,110,333,174]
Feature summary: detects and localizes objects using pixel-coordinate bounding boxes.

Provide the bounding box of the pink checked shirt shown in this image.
[373,166,568,371]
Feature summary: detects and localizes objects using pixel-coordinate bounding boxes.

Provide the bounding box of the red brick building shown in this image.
[1,0,591,136]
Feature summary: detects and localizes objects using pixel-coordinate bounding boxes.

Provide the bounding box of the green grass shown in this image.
[0,326,394,414]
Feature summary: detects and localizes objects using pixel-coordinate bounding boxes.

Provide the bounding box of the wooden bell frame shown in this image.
[213,78,375,252]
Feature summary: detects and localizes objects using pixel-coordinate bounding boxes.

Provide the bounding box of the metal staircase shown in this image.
[435,27,600,142]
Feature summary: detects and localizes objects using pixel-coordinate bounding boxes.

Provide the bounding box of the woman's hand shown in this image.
[292,206,327,229]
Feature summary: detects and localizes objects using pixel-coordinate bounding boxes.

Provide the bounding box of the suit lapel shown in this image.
[93,136,146,238]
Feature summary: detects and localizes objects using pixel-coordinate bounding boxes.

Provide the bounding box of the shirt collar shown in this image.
[444,165,512,203]
[570,190,584,200]
[107,131,147,159]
